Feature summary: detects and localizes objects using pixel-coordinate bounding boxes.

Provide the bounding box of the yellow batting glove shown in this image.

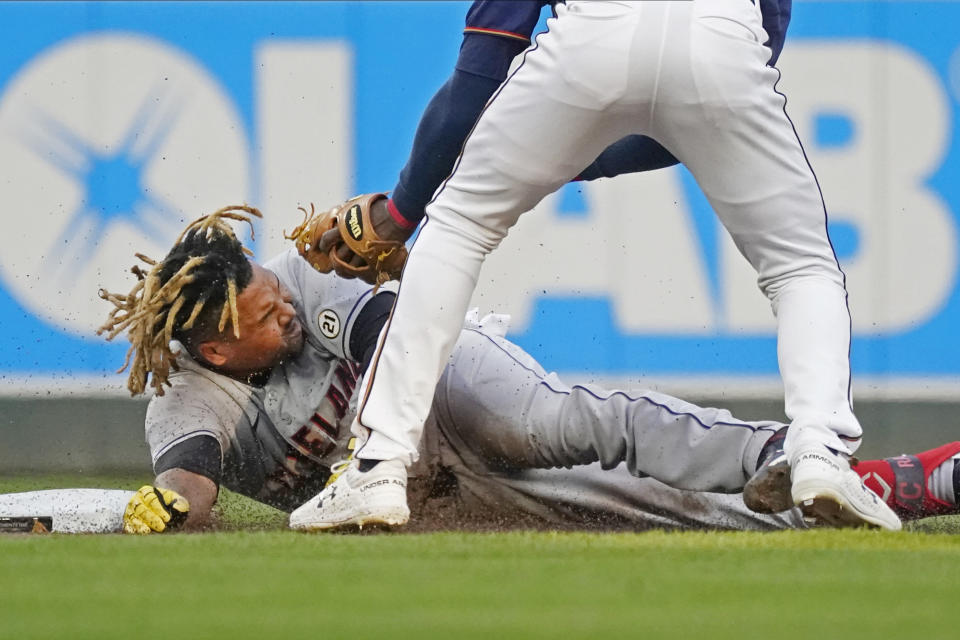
[123,485,190,535]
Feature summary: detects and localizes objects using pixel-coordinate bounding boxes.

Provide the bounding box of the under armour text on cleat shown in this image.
[743,452,792,514]
[791,447,902,531]
[289,458,409,532]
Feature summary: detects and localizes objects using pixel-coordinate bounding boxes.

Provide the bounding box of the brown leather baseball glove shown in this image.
[286,193,408,287]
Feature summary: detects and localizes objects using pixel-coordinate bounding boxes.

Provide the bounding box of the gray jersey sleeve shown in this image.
[264,248,397,361]
[144,378,234,474]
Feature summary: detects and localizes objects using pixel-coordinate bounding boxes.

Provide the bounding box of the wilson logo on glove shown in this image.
[345,205,364,241]
[285,193,408,288]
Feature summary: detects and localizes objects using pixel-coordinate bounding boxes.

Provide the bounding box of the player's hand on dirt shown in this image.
[286,193,412,286]
[122,485,190,535]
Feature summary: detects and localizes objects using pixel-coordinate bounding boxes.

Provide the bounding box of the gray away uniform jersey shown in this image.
[146,249,372,511]
[146,249,803,530]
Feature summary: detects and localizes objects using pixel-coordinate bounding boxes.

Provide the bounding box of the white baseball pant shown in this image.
[354,0,861,469]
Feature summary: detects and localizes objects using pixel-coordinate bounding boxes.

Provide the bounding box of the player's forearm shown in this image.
[577,135,680,181]
[758,0,790,66]
[390,69,503,226]
[350,291,396,373]
[153,468,218,530]
[390,31,527,226]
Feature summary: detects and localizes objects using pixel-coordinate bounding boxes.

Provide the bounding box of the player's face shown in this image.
[205,262,304,378]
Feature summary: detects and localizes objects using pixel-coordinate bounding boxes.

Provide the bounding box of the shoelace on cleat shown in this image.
[325,458,353,488]
[323,438,359,488]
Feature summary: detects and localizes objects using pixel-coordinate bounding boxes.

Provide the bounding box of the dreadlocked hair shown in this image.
[97,205,263,396]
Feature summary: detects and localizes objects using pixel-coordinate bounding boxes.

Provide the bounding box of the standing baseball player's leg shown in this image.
[297,3,648,531]
[652,0,898,528]
[434,326,784,493]
[353,16,645,459]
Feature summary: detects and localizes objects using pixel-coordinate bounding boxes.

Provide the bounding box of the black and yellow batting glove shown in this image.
[123,485,190,535]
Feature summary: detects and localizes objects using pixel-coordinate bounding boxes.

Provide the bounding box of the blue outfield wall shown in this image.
[0,1,959,392]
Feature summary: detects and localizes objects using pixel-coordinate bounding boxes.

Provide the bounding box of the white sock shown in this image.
[926,454,960,505]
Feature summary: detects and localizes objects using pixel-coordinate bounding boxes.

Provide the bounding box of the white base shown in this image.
[0,489,133,533]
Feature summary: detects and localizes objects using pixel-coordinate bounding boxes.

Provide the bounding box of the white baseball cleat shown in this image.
[289,458,410,532]
[790,446,902,531]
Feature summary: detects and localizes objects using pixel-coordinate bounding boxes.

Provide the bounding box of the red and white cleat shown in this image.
[854,441,960,521]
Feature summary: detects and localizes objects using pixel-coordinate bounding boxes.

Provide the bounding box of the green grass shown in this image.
[1,475,959,639]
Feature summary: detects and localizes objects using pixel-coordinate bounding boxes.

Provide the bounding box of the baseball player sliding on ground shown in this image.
[297,0,904,531]
[34,205,949,535]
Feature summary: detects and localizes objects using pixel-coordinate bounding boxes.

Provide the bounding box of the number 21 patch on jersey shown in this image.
[317,309,341,339]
